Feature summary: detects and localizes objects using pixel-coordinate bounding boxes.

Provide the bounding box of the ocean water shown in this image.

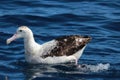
[0,0,120,80]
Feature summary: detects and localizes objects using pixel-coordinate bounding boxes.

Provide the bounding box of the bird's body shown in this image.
[7,26,91,64]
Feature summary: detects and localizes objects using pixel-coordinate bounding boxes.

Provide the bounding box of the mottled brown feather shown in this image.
[42,35,91,58]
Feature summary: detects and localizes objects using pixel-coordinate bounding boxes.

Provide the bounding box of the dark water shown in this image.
[0,0,120,80]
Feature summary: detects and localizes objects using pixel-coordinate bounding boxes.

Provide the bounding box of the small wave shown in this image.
[78,63,110,72]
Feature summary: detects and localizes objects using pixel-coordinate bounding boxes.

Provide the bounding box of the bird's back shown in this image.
[41,35,91,58]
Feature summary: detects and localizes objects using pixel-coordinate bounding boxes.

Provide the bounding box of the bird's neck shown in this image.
[24,34,41,54]
[24,34,35,45]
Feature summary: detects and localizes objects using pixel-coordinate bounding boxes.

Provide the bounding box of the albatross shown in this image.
[6,26,91,64]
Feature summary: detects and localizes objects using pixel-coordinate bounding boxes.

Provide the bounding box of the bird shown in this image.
[6,26,91,64]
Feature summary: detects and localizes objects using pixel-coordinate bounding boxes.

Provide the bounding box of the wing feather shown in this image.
[41,35,91,58]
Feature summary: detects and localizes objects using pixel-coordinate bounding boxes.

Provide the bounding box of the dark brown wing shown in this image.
[42,35,91,58]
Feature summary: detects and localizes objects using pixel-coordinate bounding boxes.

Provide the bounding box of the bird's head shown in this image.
[6,26,33,44]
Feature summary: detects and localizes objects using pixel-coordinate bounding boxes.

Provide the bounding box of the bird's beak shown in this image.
[6,34,17,44]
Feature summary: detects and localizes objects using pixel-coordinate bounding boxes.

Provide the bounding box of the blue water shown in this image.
[0,0,120,80]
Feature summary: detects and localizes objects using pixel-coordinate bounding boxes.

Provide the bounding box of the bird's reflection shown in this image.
[17,61,110,80]
[22,63,83,80]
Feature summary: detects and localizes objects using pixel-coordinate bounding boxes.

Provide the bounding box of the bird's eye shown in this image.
[19,30,23,32]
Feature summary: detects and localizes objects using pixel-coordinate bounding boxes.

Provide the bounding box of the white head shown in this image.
[7,26,33,44]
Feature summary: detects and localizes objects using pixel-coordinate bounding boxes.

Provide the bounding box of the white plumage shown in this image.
[7,26,91,64]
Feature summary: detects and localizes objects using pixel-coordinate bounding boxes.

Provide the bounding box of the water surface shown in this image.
[0,0,120,80]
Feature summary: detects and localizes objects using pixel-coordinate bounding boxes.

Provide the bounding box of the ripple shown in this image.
[0,0,120,80]
[102,21,120,32]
